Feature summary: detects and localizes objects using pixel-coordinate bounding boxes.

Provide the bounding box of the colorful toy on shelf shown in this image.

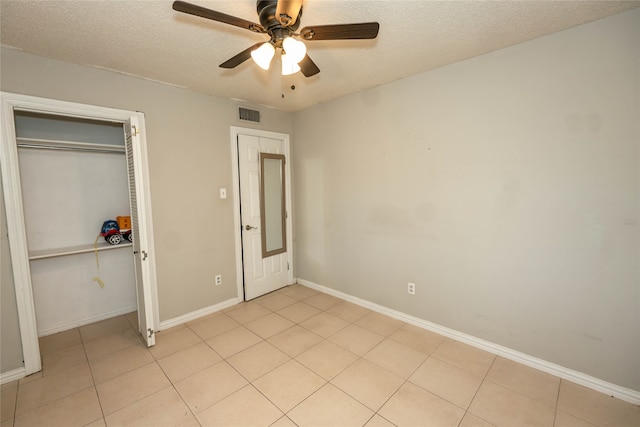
[100,216,133,245]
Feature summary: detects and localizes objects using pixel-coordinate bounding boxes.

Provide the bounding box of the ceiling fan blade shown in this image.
[300,22,379,40]
[220,43,263,69]
[275,0,303,27]
[299,54,320,77]
[173,1,265,33]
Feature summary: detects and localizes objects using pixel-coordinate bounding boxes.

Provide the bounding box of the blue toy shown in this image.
[100,217,132,245]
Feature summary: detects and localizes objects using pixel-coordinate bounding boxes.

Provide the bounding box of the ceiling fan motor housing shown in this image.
[257,0,301,45]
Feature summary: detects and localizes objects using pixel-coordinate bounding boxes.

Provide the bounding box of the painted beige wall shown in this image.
[293,9,639,390]
[1,172,23,373]
[0,46,293,371]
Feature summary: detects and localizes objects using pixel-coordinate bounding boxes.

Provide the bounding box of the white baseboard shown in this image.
[0,367,26,385]
[37,305,137,337]
[297,278,640,405]
[158,297,241,331]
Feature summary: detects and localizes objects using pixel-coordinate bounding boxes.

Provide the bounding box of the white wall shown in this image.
[293,9,640,390]
[0,46,293,372]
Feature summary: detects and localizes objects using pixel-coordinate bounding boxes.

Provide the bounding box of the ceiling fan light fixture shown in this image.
[172,1,381,79]
[282,36,306,64]
[281,52,301,76]
[251,42,275,70]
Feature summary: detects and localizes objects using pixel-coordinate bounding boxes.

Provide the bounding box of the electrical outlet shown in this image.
[215,275,222,286]
[408,282,416,295]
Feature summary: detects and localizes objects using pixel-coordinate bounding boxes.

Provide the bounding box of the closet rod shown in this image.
[16,138,125,154]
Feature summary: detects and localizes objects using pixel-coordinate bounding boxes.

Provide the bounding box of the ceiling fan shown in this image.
[172,0,380,77]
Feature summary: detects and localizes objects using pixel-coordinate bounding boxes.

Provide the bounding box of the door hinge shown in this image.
[142,250,148,261]
[132,125,140,136]
[287,262,290,270]
[147,328,154,338]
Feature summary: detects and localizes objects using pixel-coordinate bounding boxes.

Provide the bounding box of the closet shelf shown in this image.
[17,137,125,153]
[29,242,133,260]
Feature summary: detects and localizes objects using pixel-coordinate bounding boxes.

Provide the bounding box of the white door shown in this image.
[125,117,157,346]
[238,132,292,300]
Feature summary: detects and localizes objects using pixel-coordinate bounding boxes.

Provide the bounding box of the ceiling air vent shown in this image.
[238,107,261,123]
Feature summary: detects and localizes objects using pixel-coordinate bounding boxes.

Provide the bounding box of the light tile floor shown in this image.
[2,284,639,426]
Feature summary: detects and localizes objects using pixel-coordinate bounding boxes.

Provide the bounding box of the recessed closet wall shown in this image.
[15,111,136,336]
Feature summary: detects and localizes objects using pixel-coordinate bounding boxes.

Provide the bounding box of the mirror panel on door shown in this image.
[260,153,286,258]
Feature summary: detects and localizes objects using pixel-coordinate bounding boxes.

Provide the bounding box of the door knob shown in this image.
[245,225,257,230]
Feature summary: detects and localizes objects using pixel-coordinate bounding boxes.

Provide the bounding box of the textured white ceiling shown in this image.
[1,0,638,112]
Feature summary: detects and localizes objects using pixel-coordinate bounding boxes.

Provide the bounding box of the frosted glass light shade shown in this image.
[251,43,275,70]
[282,37,306,64]
[281,53,301,75]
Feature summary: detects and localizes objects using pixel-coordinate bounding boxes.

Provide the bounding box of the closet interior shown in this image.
[15,111,136,337]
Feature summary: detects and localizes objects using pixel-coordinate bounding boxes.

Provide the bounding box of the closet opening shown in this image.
[0,92,158,378]
[15,111,136,337]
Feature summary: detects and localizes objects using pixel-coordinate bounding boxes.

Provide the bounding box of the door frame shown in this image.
[230,126,294,301]
[0,92,159,375]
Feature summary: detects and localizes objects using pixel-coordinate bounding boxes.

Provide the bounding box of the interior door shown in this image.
[238,133,291,300]
[125,117,156,346]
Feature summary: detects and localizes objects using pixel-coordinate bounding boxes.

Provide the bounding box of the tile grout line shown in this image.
[552,379,561,427]
[99,361,175,421]
[170,382,202,426]
[458,355,498,425]
[478,364,566,415]
[18,328,102,425]
[252,291,329,423]
[180,315,283,422]
[17,326,105,425]
[227,303,308,425]
[87,319,162,424]
[552,380,600,427]
[364,330,448,425]
[456,347,497,427]
[226,289,370,426]
[150,329,205,426]
[296,288,394,426]
[80,325,108,426]
[299,298,401,426]
[10,378,20,426]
